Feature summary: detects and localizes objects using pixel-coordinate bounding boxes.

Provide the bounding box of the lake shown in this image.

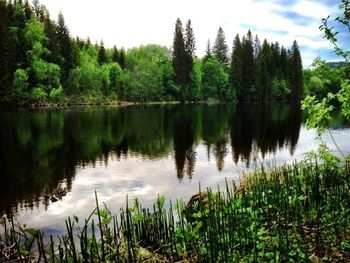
[1,102,349,235]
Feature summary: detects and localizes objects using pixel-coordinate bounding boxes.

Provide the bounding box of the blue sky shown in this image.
[40,0,346,67]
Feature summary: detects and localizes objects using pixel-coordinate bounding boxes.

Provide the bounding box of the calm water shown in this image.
[1,103,349,234]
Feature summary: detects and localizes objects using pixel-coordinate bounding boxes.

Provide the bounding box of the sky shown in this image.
[39,0,348,67]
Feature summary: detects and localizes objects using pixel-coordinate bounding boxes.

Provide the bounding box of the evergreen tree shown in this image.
[98,40,107,65]
[203,39,212,62]
[23,0,33,21]
[213,26,229,66]
[184,19,195,100]
[57,11,75,81]
[118,47,126,69]
[256,39,271,100]
[185,19,195,58]
[230,34,243,100]
[172,18,187,100]
[280,46,288,79]
[253,34,261,59]
[0,0,11,94]
[288,40,303,99]
[242,30,255,100]
[112,45,119,63]
[43,14,60,65]
[272,42,280,77]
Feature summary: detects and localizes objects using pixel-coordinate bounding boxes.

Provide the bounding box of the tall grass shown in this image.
[1,159,350,262]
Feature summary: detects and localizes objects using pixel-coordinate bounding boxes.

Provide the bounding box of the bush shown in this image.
[30,86,47,102]
[49,86,64,102]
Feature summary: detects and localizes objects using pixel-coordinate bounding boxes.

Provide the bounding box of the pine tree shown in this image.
[185,19,195,58]
[213,26,229,66]
[256,39,271,100]
[172,18,187,100]
[98,40,107,65]
[288,40,303,99]
[272,42,281,77]
[184,19,195,100]
[230,34,243,100]
[118,48,126,69]
[253,34,261,59]
[280,46,288,79]
[203,39,212,62]
[242,30,255,100]
[57,11,75,81]
[44,14,60,65]
[112,45,119,63]
[23,0,33,20]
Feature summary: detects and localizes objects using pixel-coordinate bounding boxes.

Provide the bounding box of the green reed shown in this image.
[1,159,350,262]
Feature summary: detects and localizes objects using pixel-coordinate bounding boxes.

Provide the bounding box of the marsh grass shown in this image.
[1,159,350,262]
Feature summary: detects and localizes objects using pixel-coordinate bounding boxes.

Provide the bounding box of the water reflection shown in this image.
[0,103,303,215]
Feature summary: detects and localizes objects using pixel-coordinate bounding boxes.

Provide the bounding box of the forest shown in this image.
[0,0,307,104]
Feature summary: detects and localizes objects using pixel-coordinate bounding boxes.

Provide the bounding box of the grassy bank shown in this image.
[1,160,350,262]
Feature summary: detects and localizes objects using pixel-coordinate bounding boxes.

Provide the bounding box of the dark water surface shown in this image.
[1,103,349,234]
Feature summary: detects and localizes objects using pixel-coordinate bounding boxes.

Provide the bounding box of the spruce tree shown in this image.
[280,46,288,79]
[213,26,229,66]
[184,19,195,100]
[203,39,212,62]
[112,45,119,63]
[118,48,126,69]
[172,18,187,100]
[253,34,261,59]
[288,40,303,99]
[272,42,281,77]
[98,40,107,65]
[44,14,60,65]
[230,34,243,100]
[57,12,75,81]
[185,19,195,58]
[256,39,271,100]
[242,30,255,100]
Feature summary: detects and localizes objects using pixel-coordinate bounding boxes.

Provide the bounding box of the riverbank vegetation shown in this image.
[0,0,303,105]
[1,159,350,262]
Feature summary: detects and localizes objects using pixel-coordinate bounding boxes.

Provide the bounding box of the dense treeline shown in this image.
[303,58,348,98]
[0,0,303,104]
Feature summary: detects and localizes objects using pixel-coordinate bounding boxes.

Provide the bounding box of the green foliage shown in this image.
[67,51,102,96]
[24,18,46,49]
[337,80,350,120]
[270,78,291,99]
[108,62,122,94]
[97,40,107,65]
[49,85,63,101]
[188,59,202,101]
[128,61,163,102]
[1,1,302,104]
[13,69,29,99]
[309,75,324,94]
[201,58,230,100]
[304,58,343,97]
[302,94,334,136]
[302,0,349,160]
[30,86,47,102]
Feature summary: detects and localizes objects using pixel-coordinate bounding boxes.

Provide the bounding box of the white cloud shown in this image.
[292,0,330,19]
[39,0,336,65]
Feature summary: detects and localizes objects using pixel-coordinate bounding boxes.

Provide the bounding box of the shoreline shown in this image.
[0,98,302,110]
